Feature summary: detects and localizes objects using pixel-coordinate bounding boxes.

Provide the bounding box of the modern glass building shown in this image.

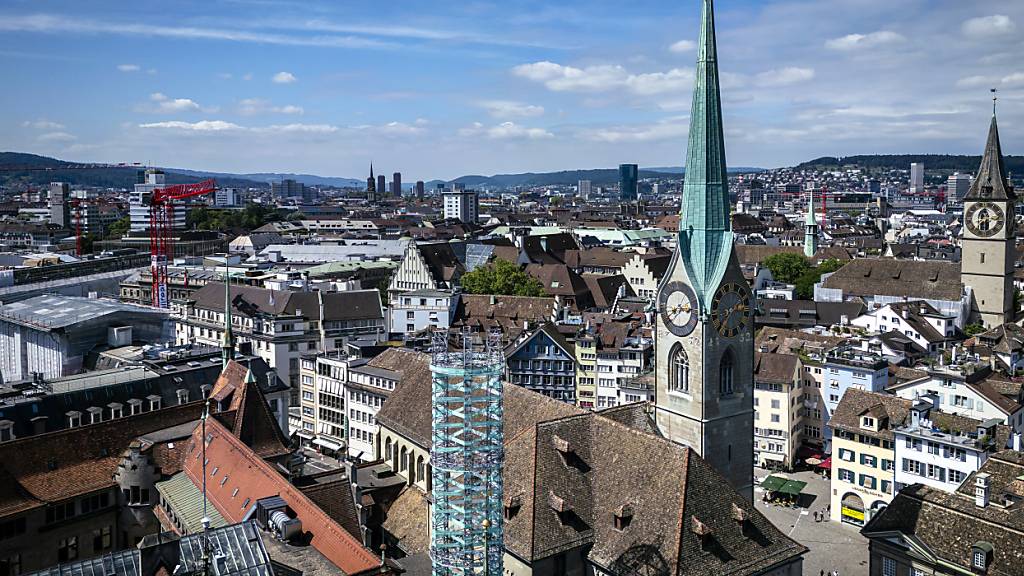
[619,163,639,201]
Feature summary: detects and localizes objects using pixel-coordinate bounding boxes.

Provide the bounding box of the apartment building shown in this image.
[387,289,459,336]
[894,395,1013,493]
[591,320,653,409]
[505,323,577,404]
[851,300,957,353]
[829,389,908,526]
[575,331,597,409]
[753,352,803,470]
[820,347,889,453]
[296,354,348,457]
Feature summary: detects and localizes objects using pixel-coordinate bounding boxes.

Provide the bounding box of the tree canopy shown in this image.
[460,259,544,297]
[186,204,283,232]
[764,253,847,300]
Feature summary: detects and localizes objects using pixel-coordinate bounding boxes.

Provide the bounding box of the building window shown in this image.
[882,556,896,576]
[973,550,986,569]
[719,350,735,396]
[177,389,189,404]
[400,447,408,471]
[92,526,112,552]
[57,537,78,563]
[669,346,688,394]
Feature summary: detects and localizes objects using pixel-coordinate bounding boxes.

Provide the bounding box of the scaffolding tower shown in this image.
[430,328,504,576]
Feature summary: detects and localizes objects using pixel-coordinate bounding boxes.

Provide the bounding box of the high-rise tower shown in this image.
[961,108,1016,329]
[805,189,819,258]
[654,0,754,500]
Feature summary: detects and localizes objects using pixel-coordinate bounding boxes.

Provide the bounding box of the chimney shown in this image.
[489,294,496,306]
[975,472,991,508]
[902,308,908,319]
[1013,433,1022,452]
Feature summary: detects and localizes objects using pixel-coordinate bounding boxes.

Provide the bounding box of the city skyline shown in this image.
[2,0,1023,180]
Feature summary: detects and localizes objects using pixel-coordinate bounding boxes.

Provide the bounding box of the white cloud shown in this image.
[117,63,140,72]
[487,121,553,140]
[478,100,545,118]
[957,75,995,88]
[149,92,202,113]
[962,15,1016,38]
[22,119,65,130]
[139,120,243,131]
[578,119,687,143]
[37,131,76,142]
[1002,72,1024,86]
[242,73,253,81]
[754,67,815,87]
[218,72,233,79]
[0,14,396,50]
[272,71,297,84]
[825,31,904,51]
[261,123,336,133]
[458,121,552,140]
[669,39,696,53]
[512,60,691,96]
[238,98,304,115]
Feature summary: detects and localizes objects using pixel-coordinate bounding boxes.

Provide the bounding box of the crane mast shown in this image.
[147,179,217,308]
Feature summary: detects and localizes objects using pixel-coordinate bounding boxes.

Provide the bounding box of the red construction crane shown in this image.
[68,198,88,256]
[148,179,217,308]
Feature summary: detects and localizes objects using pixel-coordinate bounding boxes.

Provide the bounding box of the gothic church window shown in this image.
[720,350,735,396]
[669,345,689,394]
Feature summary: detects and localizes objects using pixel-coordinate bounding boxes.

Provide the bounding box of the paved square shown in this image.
[754,467,870,576]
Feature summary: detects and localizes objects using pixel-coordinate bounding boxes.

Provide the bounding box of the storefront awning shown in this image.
[818,457,832,469]
[761,452,786,462]
[777,480,807,496]
[760,475,787,492]
[313,437,343,451]
[295,430,315,439]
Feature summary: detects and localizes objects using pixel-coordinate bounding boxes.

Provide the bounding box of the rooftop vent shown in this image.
[547,491,571,514]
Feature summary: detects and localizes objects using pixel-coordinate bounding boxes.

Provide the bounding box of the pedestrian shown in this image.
[820,570,824,576]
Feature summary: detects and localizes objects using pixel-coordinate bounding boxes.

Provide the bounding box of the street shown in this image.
[754,467,870,576]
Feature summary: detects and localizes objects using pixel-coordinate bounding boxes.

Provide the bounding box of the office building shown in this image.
[377,174,386,198]
[271,178,305,200]
[947,172,972,200]
[910,162,925,193]
[48,182,71,228]
[619,163,638,201]
[415,180,424,198]
[130,170,189,233]
[214,187,238,207]
[391,172,401,197]
[578,179,592,199]
[442,188,479,223]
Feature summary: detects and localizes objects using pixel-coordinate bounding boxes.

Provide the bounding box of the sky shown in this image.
[1,0,1023,181]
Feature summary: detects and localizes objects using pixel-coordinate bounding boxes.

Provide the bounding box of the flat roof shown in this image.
[0,294,166,330]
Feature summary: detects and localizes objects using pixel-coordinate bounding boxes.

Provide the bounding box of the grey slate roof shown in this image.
[828,388,911,442]
[820,258,962,301]
[191,283,383,322]
[966,115,1015,201]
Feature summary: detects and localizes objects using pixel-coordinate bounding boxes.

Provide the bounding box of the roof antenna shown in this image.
[201,399,212,575]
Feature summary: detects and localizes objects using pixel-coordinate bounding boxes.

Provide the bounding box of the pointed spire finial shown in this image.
[991,88,998,117]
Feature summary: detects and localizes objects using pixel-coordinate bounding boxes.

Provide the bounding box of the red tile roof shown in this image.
[209,360,291,460]
[183,417,385,575]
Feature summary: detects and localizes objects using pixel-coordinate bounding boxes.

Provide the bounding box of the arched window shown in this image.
[384,437,392,461]
[400,446,408,471]
[719,349,735,396]
[409,454,417,485]
[669,346,689,394]
[416,456,425,486]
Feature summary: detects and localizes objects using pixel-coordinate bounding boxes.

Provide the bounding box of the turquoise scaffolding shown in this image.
[429,327,504,576]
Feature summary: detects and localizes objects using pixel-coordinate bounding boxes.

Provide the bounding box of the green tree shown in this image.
[105,216,130,239]
[792,258,847,300]
[460,259,544,297]
[964,323,986,337]
[763,253,811,284]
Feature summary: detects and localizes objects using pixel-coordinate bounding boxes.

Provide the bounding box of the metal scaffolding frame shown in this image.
[429,327,504,576]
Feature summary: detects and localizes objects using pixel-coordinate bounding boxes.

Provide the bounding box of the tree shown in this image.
[792,258,848,300]
[964,323,986,337]
[460,259,544,297]
[763,253,811,284]
[105,216,130,239]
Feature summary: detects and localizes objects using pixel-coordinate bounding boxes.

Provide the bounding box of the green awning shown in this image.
[777,480,807,496]
[760,475,787,492]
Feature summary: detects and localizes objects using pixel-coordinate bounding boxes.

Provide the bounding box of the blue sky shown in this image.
[1,0,1022,181]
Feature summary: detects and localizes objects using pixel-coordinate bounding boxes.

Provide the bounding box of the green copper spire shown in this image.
[804,189,818,257]
[679,0,733,306]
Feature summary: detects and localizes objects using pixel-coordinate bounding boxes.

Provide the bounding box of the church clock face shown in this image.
[711,283,751,338]
[659,281,698,337]
[965,202,1004,238]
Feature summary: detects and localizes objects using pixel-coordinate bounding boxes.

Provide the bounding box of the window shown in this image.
[837,468,854,483]
[882,556,897,576]
[881,459,894,472]
[719,350,734,396]
[771,414,780,423]
[859,474,876,490]
[860,454,877,468]
[57,537,78,563]
[950,469,965,484]
[2,554,20,575]
[92,526,112,552]
[0,518,26,541]
[838,448,855,462]
[974,549,987,569]
[881,480,892,494]
[771,399,780,409]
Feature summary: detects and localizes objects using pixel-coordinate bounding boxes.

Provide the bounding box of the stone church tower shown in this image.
[654,0,754,500]
[961,111,1015,329]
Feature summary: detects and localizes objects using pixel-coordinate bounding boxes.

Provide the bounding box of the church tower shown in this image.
[804,189,819,257]
[654,0,754,500]
[962,108,1016,328]
[367,163,377,203]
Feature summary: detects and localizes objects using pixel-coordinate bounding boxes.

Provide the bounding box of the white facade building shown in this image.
[442,189,479,223]
[888,364,1024,434]
[387,289,459,335]
[910,163,925,194]
[130,170,189,233]
[947,173,972,201]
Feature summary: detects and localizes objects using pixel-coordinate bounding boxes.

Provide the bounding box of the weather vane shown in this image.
[991,88,998,115]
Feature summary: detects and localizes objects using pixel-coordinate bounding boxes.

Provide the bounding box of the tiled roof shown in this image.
[209,360,291,459]
[191,283,383,322]
[753,352,799,385]
[453,294,557,339]
[864,451,1024,575]
[182,417,383,575]
[580,273,632,310]
[828,388,911,442]
[0,402,204,518]
[563,248,634,270]
[821,259,962,301]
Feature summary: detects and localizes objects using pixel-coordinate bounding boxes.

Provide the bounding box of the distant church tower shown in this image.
[654,0,754,500]
[961,106,1016,328]
[804,189,819,257]
[367,163,377,203]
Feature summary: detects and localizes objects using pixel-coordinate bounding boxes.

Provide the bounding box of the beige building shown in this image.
[620,253,670,300]
[753,352,803,470]
[828,389,909,526]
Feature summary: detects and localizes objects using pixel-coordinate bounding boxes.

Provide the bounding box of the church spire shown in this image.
[804,189,818,257]
[679,0,733,305]
[965,110,1013,201]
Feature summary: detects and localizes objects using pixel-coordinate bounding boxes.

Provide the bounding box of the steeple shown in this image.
[679,0,732,305]
[804,189,818,257]
[221,266,235,368]
[965,112,1014,201]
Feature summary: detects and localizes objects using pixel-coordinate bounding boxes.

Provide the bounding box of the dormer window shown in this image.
[862,416,875,429]
[108,403,123,419]
[0,420,14,442]
[128,399,142,415]
[147,395,162,411]
[972,542,993,571]
[88,407,103,424]
[613,504,634,531]
[176,389,189,404]
[66,411,81,428]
